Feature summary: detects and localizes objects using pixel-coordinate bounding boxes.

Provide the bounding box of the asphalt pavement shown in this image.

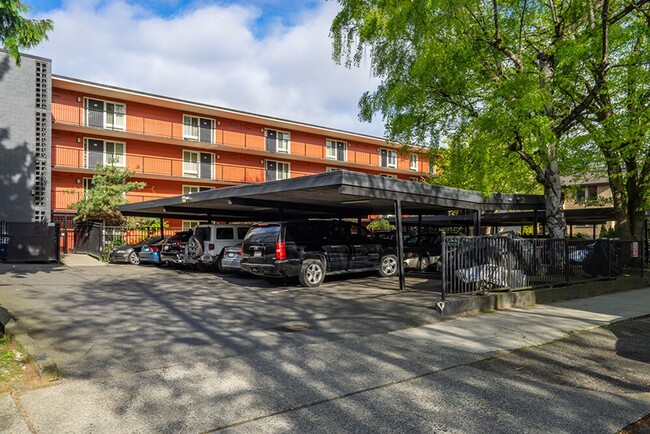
[0,260,648,433]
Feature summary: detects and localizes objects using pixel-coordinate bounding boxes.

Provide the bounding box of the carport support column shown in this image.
[473,210,481,236]
[159,218,164,238]
[394,200,406,291]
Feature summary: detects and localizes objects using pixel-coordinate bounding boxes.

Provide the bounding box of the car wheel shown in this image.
[299,259,325,288]
[187,236,204,259]
[216,254,228,274]
[128,251,140,265]
[378,254,398,277]
[418,256,430,272]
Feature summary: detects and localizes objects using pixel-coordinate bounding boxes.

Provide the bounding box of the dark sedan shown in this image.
[108,236,166,265]
[402,232,442,271]
[160,230,194,267]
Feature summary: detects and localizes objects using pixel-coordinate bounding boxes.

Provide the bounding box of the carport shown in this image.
[120,171,545,291]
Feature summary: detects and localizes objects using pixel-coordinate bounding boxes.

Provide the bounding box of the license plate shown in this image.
[253,250,262,258]
[227,253,235,258]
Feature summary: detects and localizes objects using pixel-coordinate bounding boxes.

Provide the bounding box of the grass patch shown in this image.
[0,335,28,393]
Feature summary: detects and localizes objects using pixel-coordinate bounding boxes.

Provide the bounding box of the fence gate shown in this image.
[0,220,60,263]
[74,221,103,260]
[52,214,75,254]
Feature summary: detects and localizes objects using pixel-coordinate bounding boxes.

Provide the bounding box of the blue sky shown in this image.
[25,0,384,136]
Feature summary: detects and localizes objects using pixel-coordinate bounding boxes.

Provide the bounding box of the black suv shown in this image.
[240,220,398,287]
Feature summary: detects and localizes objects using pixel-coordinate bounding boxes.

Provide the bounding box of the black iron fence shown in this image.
[0,220,60,263]
[440,234,644,299]
[74,223,183,261]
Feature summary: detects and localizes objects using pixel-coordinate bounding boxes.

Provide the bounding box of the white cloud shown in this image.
[29,0,385,137]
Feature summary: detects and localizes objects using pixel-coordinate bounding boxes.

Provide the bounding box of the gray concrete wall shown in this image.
[0,51,52,222]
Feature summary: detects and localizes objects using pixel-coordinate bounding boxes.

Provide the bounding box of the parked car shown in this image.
[218,245,244,273]
[138,238,169,265]
[402,232,442,271]
[240,220,398,287]
[160,230,194,267]
[108,236,166,265]
[186,224,250,271]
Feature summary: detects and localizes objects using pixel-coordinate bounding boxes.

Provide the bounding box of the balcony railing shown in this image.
[52,191,172,211]
[51,101,422,170]
[52,147,315,184]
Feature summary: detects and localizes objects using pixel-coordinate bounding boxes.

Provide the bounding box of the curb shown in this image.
[437,275,650,317]
[0,307,59,382]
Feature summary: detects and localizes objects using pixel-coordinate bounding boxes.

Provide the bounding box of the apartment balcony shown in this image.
[51,102,407,170]
[52,146,318,184]
[52,191,172,211]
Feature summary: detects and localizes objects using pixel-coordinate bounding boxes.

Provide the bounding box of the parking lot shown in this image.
[2,259,649,433]
[0,260,441,380]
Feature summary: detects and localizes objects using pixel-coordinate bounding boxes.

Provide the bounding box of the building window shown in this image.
[84,98,125,131]
[182,185,214,195]
[83,138,126,168]
[409,154,418,171]
[326,167,348,172]
[82,178,93,197]
[265,129,290,154]
[182,220,201,231]
[577,185,599,202]
[381,174,397,179]
[183,150,213,179]
[410,176,419,182]
[183,115,215,143]
[380,149,397,168]
[265,160,290,181]
[326,139,347,161]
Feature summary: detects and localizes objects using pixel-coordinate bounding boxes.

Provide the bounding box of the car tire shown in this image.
[299,259,325,288]
[216,254,228,274]
[378,254,398,277]
[187,236,204,259]
[418,256,430,272]
[128,251,140,265]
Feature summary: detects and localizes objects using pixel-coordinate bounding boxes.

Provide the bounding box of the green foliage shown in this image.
[366,217,395,232]
[70,163,146,226]
[0,0,53,65]
[124,217,168,232]
[331,0,649,238]
[599,225,619,239]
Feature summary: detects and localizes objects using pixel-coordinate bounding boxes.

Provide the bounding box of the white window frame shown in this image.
[83,138,126,168]
[84,97,126,131]
[182,114,215,143]
[182,185,215,195]
[409,154,418,171]
[410,176,420,182]
[326,167,349,172]
[182,220,201,231]
[265,129,291,154]
[265,160,290,181]
[380,148,397,169]
[326,139,347,161]
[182,150,199,178]
[82,177,93,197]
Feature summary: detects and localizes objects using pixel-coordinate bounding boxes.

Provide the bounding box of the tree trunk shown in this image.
[543,164,566,239]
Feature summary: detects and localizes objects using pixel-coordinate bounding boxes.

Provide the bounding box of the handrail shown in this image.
[51,101,426,171]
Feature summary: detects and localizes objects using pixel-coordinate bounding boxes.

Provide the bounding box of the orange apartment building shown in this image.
[50,75,433,230]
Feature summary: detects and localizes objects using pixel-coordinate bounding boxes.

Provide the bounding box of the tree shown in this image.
[70,164,146,226]
[0,0,53,65]
[331,0,648,239]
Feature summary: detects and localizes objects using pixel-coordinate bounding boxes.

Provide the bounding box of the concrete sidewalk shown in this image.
[392,288,650,353]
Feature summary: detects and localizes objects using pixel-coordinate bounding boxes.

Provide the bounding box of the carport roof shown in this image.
[120,172,545,221]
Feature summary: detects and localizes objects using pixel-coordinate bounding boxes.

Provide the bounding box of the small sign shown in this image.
[632,242,639,258]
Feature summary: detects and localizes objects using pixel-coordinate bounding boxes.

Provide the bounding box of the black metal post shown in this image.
[394,200,406,291]
[159,217,164,238]
[417,214,423,235]
[593,225,597,239]
[533,209,538,237]
[441,231,447,301]
[473,210,481,235]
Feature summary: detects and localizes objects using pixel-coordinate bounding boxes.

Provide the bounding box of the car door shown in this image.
[323,222,350,272]
[350,224,380,270]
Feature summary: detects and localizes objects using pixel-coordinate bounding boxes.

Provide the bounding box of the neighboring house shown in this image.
[0,51,432,231]
[562,175,615,237]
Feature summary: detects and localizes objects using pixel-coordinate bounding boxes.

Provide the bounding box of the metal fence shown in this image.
[440,234,644,299]
[0,220,60,263]
[74,223,183,261]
